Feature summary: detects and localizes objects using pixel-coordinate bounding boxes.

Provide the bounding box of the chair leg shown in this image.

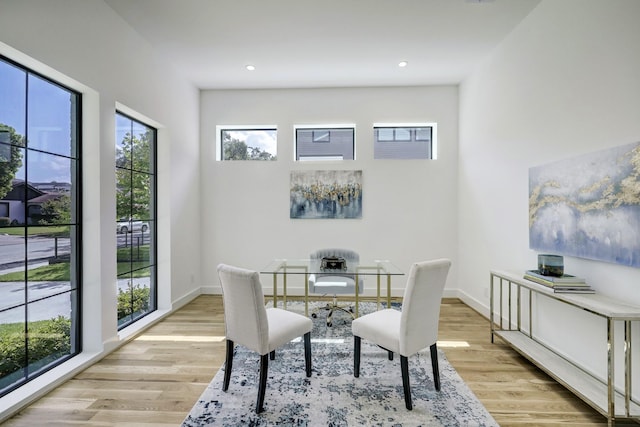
[430,343,440,391]
[222,339,234,392]
[354,336,361,377]
[256,354,269,414]
[270,350,275,360]
[304,332,312,377]
[388,350,394,361]
[401,355,412,410]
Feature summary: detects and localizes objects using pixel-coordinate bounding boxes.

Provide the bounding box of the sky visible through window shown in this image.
[226,129,277,157]
[0,59,74,183]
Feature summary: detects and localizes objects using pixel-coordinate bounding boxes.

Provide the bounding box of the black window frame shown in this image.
[294,126,356,161]
[0,54,82,397]
[115,111,157,330]
[373,123,437,160]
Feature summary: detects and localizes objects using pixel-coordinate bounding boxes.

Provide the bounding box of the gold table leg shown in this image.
[355,273,359,318]
[304,270,309,317]
[272,273,277,308]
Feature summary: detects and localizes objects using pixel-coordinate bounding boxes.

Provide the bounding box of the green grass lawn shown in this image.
[0,225,70,237]
[0,245,151,282]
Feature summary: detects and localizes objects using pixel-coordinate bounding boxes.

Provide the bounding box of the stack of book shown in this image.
[523,270,595,293]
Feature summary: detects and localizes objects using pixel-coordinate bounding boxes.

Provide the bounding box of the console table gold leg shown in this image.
[355,273,359,318]
[283,270,287,310]
[376,274,381,310]
[304,270,309,317]
[387,274,391,307]
[272,273,277,308]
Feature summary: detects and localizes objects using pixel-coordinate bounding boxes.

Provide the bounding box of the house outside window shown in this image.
[216,126,277,161]
[115,112,157,329]
[0,55,81,397]
[295,126,356,161]
[373,123,437,159]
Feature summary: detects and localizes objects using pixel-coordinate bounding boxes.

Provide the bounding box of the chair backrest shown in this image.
[217,264,269,355]
[399,259,451,356]
[310,248,359,280]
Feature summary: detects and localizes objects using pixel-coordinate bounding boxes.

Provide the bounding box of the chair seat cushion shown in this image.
[266,307,313,353]
[352,308,401,354]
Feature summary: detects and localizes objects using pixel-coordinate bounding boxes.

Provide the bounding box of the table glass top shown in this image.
[260,259,404,276]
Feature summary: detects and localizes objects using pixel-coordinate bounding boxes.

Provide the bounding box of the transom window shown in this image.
[373,123,437,159]
[295,126,355,161]
[217,126,277,161]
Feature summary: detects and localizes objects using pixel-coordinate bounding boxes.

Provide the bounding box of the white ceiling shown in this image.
[104,0,540,90]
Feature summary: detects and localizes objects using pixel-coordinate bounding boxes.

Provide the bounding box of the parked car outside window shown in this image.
[116,217,149,234]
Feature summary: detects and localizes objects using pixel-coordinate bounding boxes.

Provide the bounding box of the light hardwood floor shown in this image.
[2,295,630,426]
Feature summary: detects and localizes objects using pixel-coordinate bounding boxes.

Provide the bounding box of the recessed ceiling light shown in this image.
[245,65,256,71]
[398,61,408,68]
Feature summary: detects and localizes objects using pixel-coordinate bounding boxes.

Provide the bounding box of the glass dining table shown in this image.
[260,259,404,317]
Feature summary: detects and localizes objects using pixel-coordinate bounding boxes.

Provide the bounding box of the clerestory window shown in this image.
[216,126,277,161]
[294,125,356,161]
[373,123,437,159]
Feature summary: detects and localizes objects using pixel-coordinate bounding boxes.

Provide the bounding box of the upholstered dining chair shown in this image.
[308,248,364,326]
[217,263,313,414]
[352,258,451,410]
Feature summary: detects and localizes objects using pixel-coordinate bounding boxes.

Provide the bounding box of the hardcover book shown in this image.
[524,269,586,284]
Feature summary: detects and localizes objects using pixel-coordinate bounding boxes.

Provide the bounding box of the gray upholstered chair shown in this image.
[217,263,313,414]
[308,248,364,326]
[352,258,451,410]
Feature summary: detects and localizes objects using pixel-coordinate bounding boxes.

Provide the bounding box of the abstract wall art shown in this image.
[529,141,640,268]
[290,170,362,219]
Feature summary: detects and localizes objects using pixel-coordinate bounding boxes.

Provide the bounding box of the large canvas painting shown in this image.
[290,170,362,219]
[529,142,640,268]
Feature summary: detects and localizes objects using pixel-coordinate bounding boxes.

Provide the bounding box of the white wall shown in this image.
[200,86,459,296]
[459,0,640,393]
[0,0,201,418]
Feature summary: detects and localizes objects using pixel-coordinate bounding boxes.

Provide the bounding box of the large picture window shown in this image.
[115,113,156,329]
[373,123,437,159]
[295,126,355,161]
[0,56,81,397]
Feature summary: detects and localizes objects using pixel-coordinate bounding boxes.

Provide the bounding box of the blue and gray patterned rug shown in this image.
[183,302,498,426]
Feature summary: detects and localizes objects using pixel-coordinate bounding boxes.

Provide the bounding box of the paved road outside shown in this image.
[0,233,150,323]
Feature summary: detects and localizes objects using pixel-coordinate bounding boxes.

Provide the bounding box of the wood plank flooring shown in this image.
[2,295,630,426]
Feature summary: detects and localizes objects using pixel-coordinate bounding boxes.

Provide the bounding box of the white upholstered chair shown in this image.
[352,258,451,410]
[217,263,313,414]
[308,248,364,326]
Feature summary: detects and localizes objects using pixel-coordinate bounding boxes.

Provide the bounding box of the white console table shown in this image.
[490,270,640,426]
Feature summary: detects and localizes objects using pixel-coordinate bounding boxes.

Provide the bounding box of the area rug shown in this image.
[182,302,498,426]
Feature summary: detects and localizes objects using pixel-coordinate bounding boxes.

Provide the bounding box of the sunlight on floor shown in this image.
[135,335,226,342]
[437,340,470,348]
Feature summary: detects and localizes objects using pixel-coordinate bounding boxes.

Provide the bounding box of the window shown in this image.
[295,126,355,161]
[373,123,437,159]
[115,112,157,329]
[0,56,81,397]
[217,126,277,161]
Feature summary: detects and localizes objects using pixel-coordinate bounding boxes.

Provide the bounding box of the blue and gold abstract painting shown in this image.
[529,142,640,267]
[290,170,362,219]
